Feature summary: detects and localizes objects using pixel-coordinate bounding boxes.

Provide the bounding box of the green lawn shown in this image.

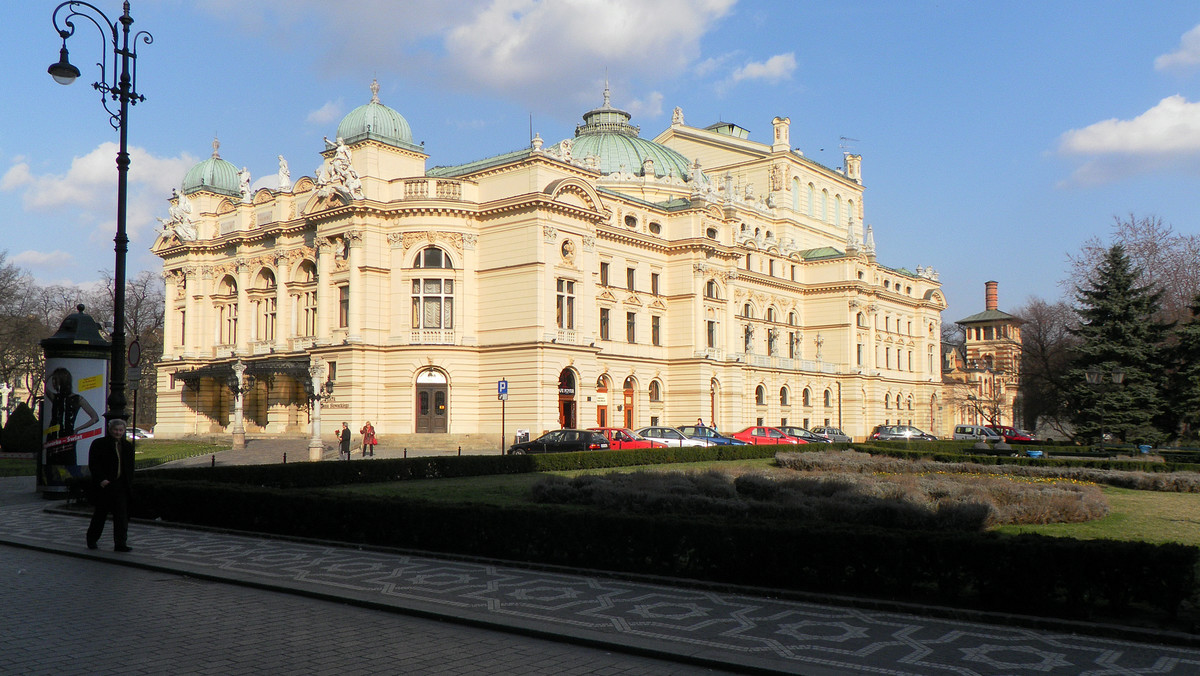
[997,485,1200,546]
[326,458,1200,548]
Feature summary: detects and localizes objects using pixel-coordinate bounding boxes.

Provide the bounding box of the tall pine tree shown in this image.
[1068,245,1171,445]
[1169,293,1200,439]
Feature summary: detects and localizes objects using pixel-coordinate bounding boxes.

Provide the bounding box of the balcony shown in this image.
[411,329,455,345]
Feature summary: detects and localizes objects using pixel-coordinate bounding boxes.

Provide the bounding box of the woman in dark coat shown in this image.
[338,422,352,460]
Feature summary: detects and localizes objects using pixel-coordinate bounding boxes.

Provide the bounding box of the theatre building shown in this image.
[152,81,946,447]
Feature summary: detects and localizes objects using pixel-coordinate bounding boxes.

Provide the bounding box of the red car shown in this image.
[987,425,1035,443]
[589,427,667,450]
[730,426,806,445]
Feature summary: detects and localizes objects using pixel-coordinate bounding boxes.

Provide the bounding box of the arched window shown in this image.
[413,246,452,269]
[705,279,720,299]
[856,312,865,327]
[780,387,790,406]
[907,396,914,411]
[884,394,891,410]
[649,380,662,402]
[835,195,842,226]
[791,177,800,211]
[743,303,753,318]
[217,276,238,345]
[821,189,829,222]
[767,307,776,323]
[253,269,277,342]
[755,385,766,406]
[788,311,797,326]
[823,389,832,407]
[807,184,815,218]
[802,388,811,407]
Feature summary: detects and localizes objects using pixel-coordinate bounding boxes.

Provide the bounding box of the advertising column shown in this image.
[38,306,111,498]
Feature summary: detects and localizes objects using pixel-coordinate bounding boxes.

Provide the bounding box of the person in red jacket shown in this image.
[86,418,135,552]
[359,421,377,457]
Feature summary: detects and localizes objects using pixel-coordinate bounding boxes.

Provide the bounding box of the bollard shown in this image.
[283,452,287,464]
[404,447,408,458]
[211,454,215,467]
[458,445,462,456]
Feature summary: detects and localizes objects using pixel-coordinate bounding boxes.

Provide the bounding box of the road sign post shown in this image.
[498,379,508,453]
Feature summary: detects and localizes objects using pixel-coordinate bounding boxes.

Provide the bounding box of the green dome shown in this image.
[182,138,240,197]
[336,80,417,149]
[570,88,700,182]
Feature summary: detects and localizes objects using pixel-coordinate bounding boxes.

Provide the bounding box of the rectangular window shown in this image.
[650,272,660,295]
[178,310,186,346]
[706,320,716,348]
[599,308,610,340]
[556,279,575,329]
[885,347,891,369]
[327,361,338,381]
[803,418,810,428]
[769,260,775,277]
[338,286,350,328]
[651,315,661,346]
[302,290,318,337]
[600,262,609,286]
[626,267,635,291]
[650,416,659,426]
[626,312,636,343]
[411,278,453,329]
[788,331,796,359]
[790,265,796,281]
[856,343,863,366]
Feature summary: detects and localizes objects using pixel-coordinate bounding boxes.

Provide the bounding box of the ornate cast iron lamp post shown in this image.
[49,1,152,422]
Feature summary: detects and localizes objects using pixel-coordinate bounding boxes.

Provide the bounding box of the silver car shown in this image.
[635,426,713,448]
[810,426,851,443]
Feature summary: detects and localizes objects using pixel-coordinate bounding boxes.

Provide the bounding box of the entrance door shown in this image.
[415,369,448,433]
[415,386,448,433]
[558,369,577,428]
[596,375,610,427]
[622,376,635,429]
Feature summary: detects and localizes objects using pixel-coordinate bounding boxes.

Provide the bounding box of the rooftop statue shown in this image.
[157,188,197,241]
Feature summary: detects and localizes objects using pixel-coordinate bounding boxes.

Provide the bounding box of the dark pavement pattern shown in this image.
[2,475,1199,675]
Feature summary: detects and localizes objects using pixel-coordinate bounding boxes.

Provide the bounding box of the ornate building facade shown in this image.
[152,82,947,450]
[942,281,1023,429]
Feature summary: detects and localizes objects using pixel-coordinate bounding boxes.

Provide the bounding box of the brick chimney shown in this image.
[985,281,999,311]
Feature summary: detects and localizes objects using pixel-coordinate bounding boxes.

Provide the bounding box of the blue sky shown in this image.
[3,0,1199,320]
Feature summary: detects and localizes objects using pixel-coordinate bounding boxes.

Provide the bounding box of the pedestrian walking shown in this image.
[338,422,351,460]
[86,418,135,552]
[360,421,376,457]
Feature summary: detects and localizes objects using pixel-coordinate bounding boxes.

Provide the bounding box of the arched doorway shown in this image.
[558,369,577,428]
[415,369,448,433]
[596,374,611,427]
[622,376,636,429]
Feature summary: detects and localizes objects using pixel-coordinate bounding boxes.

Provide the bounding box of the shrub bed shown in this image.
[129,478,1198,628]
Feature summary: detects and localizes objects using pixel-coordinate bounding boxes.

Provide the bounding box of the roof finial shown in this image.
[603,69,610,107]
[211,136,220,158]
[370,78,380,104]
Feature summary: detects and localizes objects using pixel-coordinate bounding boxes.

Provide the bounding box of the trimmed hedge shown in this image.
[853,443,1200,473]
[129,478,1199,628]
[145,444,785,488]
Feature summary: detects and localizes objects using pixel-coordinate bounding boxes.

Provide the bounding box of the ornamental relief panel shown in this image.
[581,235,594,252]
[543,225,558,243]
[396,231,466,254]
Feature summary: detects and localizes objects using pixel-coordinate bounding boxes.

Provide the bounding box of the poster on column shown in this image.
[41,357,106,490]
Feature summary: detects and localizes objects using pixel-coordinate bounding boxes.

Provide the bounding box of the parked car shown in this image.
[730,426,806,445]
[778,426,832,443]
[953,424,1002,442]
[675,425,749,446]
[125,427,153,440]
[506,429,610,455]
[809,426,851,443]
[986,425,1036,443]
[589,427,666,450]
[635,426,713,447]
[870,425,937,441]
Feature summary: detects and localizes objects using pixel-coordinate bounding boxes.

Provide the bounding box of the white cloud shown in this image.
[307,100,344,125]
[1155,24,1200,72]
[3,142,196,246]
[730,52,796,84]
[626,91,664,119]
[12,250,74,268]
[1058,95,1200,184]
[1059,95,1200,155]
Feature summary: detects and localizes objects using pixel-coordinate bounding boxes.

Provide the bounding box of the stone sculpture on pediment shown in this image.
[157,188,198,242]
[543,225,558,243]
[239,167,252,203]
[598,289,617,302]
[672,106,685,126]
[692,262,708,275]
[277,155,292,192]
[581,235,594,252]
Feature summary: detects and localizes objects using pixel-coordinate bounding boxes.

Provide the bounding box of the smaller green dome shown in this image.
[336,80,417,150]
[569,86,701,183]
[182,138,240,197]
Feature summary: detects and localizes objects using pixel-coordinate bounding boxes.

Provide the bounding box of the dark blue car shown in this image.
[676,425,749,446]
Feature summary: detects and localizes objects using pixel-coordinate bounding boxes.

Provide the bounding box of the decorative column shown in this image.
[0,382,11,428]
[347,230,364,342]
[231,359,246,449]
[316,241,334,342]
[235,258,251,354]
[274,254,291,351]
[161,270,178,360]
[199,267,214,354]
[308,359,327,461]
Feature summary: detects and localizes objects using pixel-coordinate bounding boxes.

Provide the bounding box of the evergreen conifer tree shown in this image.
[1169,293,1200,439]
[1067,245,1171,444]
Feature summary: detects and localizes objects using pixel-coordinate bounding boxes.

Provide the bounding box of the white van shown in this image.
[953,425,1002,442]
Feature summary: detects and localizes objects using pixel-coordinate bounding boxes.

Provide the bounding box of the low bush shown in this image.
[778,450,1200,493]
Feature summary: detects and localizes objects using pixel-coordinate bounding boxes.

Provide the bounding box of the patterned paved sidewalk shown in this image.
[2,477,1199,675]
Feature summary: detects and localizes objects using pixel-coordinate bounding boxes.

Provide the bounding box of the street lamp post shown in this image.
[49,1,151,423]
[1085,367,1125,451]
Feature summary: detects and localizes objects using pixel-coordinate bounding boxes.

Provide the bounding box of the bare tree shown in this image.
[1065,214,1200,323]
[1014,297,1078,438]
